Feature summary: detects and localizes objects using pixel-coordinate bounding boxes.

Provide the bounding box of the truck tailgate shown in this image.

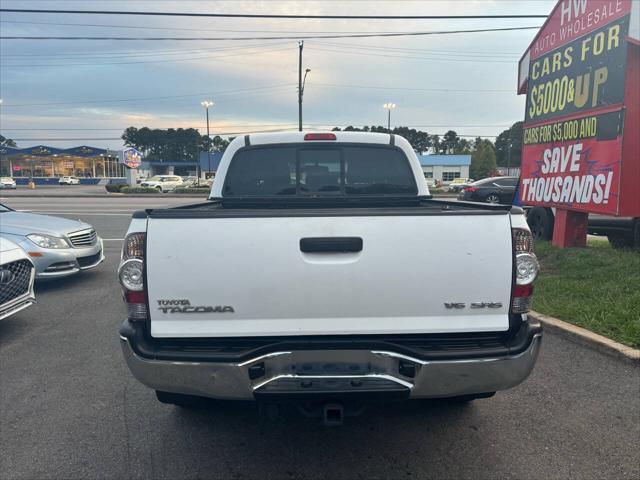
[146,213,513,338]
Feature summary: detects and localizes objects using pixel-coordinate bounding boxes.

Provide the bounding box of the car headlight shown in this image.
[27,234,70,249]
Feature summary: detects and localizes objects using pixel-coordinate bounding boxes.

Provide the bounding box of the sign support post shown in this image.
[552,209,588,248]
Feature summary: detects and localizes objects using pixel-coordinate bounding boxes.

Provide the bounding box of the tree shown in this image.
[470,138,497,179]
[495,121,523,168]
[121,127,232,160]
[0,135,17,148]
[442,130,460,154]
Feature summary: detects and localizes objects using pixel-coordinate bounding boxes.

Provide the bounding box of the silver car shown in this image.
[0,237,35,320]
[0,203,104,280]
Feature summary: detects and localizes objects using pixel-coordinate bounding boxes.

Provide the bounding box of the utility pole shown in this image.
[383,103,396,132]
[298,41,303,131]
[201,100,214,185]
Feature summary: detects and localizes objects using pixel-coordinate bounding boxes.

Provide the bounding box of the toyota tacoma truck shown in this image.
[118,131,542,423]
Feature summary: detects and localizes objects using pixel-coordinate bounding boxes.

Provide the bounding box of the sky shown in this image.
[0,0,558,150]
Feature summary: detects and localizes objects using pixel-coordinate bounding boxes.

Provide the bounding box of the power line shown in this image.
[1,20,519,38]
[312,83,512,92]
[0,45,292,67]
[0,81,516,108]
[312,41,520,57]
[0,84,293,107]
[0,41,291,58]
[307,46,517,63]
[0,9,549,20]
[0,26,543,41]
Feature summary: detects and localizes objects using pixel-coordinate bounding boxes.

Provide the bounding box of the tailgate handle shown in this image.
[300,237,363,253]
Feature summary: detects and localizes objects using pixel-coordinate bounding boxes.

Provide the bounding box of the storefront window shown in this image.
[0,154,124,178]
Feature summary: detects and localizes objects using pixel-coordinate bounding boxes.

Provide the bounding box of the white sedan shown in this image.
[59,176,80,185]
[0,177,17,189]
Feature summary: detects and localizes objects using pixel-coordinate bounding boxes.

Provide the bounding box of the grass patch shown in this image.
[533,239,640,348]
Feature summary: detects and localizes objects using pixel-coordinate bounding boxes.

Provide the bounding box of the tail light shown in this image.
[304,133,336,141]
[511,228,539,314]
[464,186,478,192]
[118,232,148,321]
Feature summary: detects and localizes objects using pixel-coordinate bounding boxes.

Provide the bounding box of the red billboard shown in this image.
[517,0,634,216]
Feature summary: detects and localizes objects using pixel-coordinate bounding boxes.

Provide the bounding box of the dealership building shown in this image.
[0,145,224,183]
[417,154,471,183]
[0,145,126,183]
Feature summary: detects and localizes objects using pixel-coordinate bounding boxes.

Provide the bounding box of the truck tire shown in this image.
[608,233,635,249]
[155,390,205,408]
[527,207,554,241]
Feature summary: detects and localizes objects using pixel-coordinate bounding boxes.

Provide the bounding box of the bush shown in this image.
[175,187,210,194]
[120,186,159,194]
[105,184,126,193]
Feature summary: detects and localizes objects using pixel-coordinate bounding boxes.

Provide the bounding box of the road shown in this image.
[0,196,638,479]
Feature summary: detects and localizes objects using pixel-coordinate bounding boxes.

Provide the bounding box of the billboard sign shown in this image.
[121,147,142,169]
[518,0,633,215]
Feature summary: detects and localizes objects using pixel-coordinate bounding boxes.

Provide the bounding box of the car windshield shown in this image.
[223,144,417,197]
[148,176,163,181]
[0,204,11,212]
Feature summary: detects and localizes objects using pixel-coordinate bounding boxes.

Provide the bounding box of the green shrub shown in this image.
[105,184,125,193]
[175,187,210,194]
[120,186,159,194]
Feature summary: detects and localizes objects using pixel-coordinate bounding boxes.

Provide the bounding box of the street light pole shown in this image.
[201,100,214,183]
[383,103,396,132]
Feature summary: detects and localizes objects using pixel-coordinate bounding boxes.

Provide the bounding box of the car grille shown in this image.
[0,260,33,305]
[77,252,101,268]
[68,229,97,247]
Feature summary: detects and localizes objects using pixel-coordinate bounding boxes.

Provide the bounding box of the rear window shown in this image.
[223,144,417,196]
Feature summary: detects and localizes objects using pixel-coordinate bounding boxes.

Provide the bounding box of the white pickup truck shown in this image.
[118,131,542,423]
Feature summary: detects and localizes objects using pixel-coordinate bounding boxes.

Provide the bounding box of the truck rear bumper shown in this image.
[119,321,542,401]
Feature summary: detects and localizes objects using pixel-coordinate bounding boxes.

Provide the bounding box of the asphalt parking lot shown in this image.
[0,196,638,480]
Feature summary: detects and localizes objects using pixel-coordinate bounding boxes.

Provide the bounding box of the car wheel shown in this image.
[155,390,205,408]
[156,186,163,193]
[527,207,554,241]
[485,193,500,204]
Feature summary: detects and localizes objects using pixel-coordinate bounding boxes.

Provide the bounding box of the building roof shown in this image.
[0,145,109,157]
[418,154,471,167]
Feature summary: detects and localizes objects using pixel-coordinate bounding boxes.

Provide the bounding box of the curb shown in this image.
[529,311,640,365]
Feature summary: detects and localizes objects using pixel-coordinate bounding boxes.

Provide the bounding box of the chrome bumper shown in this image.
[120,332,542,401]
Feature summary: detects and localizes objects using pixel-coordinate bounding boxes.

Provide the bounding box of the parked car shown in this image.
[0,177,17,190]
[424,177,438,189]
[140,175,183,192]
[458,176,519,204]
[59,176,80,185]
[0,203,104,280]
[118,131,541,422]
[0,237,36,320]
[447,177,474,193]
[181,176,199,187]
